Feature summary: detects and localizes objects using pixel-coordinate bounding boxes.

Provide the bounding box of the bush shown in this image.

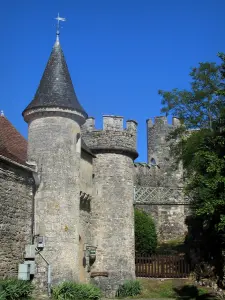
[0,290,6,300]
[52,281,102,300]
[134,209,157,255]
[116,280,141,298]
[0,279,34,299]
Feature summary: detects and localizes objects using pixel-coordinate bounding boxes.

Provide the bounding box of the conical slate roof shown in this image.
[23,39,87,117]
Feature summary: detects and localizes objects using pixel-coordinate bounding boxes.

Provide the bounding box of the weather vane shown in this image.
[55,13,66,41]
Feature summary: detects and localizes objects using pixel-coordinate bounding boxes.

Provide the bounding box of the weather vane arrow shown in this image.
[55,13,66,42]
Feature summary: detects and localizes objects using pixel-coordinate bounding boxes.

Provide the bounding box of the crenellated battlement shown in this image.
[103,115,123,131]
[82,115,137,132]
[146,116,180,128]
[146,116,180,165]
[82,115,138,159]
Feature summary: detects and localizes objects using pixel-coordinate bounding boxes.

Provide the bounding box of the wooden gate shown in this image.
[135,255,190,278]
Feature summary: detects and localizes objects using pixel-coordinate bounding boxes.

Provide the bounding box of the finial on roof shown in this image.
[22,18,88,119]
[55,13,66,44]
[0,110,4,116]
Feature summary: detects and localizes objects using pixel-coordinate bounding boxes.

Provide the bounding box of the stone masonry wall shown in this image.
[79,207,91,283]
[82,116,138,158]
[0,158,33,278]
[90,153,135,297]
[132,117,188,242]
[146,117,183,187]
[135,204,188,241]
[79,151,93,283]
[134,163,189,241]
[82,115,137,296]
[27,115,81,289]
[80,151,93,196]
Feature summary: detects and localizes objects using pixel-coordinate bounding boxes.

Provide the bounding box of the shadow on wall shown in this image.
[80,198,91,212]
[173,285,216,299]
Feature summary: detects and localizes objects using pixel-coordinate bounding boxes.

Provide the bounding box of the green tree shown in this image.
[217,52,225,100]
[159,62,225,129]
[134,209,157,255]
[158,55,225,284]
[159,57,225,231]
[182,127,225,284]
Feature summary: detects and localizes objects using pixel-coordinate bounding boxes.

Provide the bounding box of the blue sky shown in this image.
[1,0,225,162]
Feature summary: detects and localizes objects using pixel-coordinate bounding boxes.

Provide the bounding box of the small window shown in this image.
[150,158,157,166]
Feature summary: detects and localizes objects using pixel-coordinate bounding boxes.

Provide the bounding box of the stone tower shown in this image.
[146,116,182,187]
[82,116,138,297]
[134,116,187,241]
[22,35,87,287]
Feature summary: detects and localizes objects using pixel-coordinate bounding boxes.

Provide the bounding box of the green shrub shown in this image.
[52,281,102,300]
[135,209,157,255]
[0,290,6,300]
[116,280,141,298]
[0,279,34,299]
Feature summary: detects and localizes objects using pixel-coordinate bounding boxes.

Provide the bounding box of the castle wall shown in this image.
[134,163,152,186]
[82,130,136,153]
[82,116,137,155]
[134,116,188,242]
[135,204,188,241]
[91,153,135,296]
[134,164,189,241]
[79,151,93,282]
[0,158,33,278]
[147,117,172,167]
[146,117,183,187]
[80,151,93,196]
[26,114,81,287]
[82,116,137,297]
[79,207,91,283]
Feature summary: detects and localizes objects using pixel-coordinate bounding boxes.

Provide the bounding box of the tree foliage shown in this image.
[134,209,157,255]
[159,54,225,283]
[159,55,225,230]
[217,52,225,97]
[159,62,225,129]
[184,129,225,228]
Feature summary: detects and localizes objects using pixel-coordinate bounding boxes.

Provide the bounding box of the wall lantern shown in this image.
[86,246,97,264]
[89,249,96,260]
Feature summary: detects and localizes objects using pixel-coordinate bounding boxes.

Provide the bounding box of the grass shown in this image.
[126,278,217,299]
[29,279,219,300]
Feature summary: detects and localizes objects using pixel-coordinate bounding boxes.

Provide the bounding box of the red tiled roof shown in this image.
[0,115,27,165]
